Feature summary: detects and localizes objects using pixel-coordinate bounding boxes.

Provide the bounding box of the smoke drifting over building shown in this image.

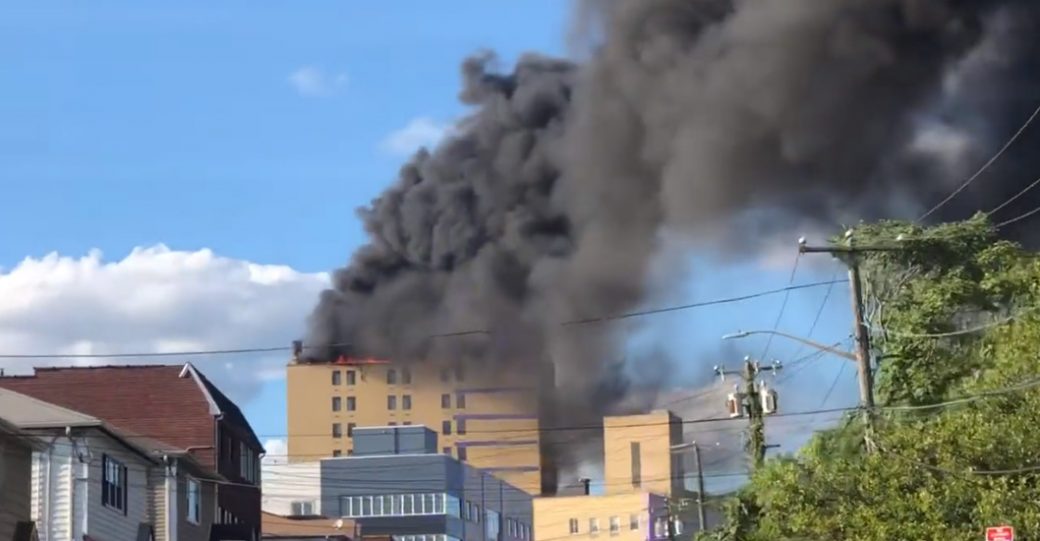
[307,0,1040,441]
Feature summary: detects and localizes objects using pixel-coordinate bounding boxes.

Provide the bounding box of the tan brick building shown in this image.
[286,352,556,495]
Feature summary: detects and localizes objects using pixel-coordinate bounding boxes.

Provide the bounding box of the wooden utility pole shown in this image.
[692,444,706,531]
[716,357,781,469]
[799,232,897,453]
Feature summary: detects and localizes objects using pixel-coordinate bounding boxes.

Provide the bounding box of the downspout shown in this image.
[43,434,59,541]
[164,456,178,541]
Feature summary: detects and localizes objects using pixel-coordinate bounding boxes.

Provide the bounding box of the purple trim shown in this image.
[480,466,540,473]
[455,386,531,395]
[455,440,538,448]
[453,413,537,421]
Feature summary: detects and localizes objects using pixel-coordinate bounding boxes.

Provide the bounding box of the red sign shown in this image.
[986,526,1014,541]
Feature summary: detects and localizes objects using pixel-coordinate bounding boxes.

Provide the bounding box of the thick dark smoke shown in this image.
[308,0,1040,471]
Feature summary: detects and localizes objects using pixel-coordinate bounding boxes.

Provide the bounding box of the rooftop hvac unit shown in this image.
[760,384,778,415]
[726,392,744,418]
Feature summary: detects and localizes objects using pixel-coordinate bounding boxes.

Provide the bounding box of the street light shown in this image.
[722,330,857,362]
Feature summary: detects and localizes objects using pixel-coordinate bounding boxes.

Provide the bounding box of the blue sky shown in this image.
[0,2,858,460]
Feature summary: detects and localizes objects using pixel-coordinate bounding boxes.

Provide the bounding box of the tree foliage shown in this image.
[702,215,1040,540]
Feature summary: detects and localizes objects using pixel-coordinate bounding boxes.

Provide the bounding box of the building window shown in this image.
[404,421,412,425]
[389,422,397,426]
[403,395,412,410]
[569,519,579,535]
[332,370,341,385]
[347,423,356,437]
[486,509,500,541]
[332,396,342,412]
[333,423,343,438]
[101,454,128,514]
[402,367,412,384]
[186,477,201,524]
[347,396,356,411]
[654,518,667,538]
[388,395,397,410]
[454,366,465,381]
[346,370,356,385]
[340,493,457,518]
[458,446,467,461]
[629,514,639,530]
[291,501,315,516]
[609,516,620,535]
[348,449,354,456]
[631,442,642,488]
[457,419,467,435]
[333,450,342,457]
[589,518,600,536]
[441,394,451,409]
[442,420,452,435]
[387,369,398,384]
[456,393,466,409]
[239,442,258,483]
[440,368,450,382]
[443,447,451,456]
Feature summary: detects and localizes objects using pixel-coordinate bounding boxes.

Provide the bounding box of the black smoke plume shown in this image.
[307,0,1040,468]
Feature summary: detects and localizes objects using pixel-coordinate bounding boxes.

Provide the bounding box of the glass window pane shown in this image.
[382,495,393,516]
[392,494,402,515]
[403,494,414,515]
[362,496,372,516]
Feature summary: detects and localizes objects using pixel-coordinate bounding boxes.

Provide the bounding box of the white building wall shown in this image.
[83,434,151,541]
[261,461,322,516]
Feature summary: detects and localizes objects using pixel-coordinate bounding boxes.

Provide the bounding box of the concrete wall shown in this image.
[534,493,655,541]
[0,434,33,541]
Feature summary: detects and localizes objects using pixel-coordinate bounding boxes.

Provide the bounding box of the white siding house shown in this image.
[261,461,322,517]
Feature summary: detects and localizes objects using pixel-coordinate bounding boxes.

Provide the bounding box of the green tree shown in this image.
[703,215,1040,540]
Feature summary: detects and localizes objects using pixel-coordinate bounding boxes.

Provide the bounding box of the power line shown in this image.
[918,100,1040,222]
[759,251,801,361]
[872,305,1037,339]
[986,174,1040,216]
[0,279,845,360]
[995,202,1040,229]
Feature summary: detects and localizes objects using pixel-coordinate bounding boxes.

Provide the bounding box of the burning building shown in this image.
[286,341,559,495]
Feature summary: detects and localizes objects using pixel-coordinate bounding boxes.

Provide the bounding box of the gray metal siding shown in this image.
[353,426,438,456]
[321,455,450,514]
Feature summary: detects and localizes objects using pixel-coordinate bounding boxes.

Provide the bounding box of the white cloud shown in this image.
[287,66,348,97]
[0,245,329,406]
[380,117,453,156]
[263,438,288,464]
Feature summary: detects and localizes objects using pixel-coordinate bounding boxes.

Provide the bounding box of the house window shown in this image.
[569,519,579,535]
[609,516,620,535]
[442,420,452,435]
[333,423,343,438]
[332,370,342,385]
[387,395,397,410]
[291,501,315,516]
[457,419,467,435]
[332,397,342,412]
[456,393,467,409]
[333,450,342,457]
[402,367,412,384]
[187,477,201,525]
[102,454,128,514]
[346,370,356,385]
[441,394,451,409]
[457,446,467,461]
[629,514,639,530]
[239,442,258,483]
[347,423,356,437]
[589,518,600,536]
[346,396,356,411]
[403,395,412,410]
[387,369,398,384]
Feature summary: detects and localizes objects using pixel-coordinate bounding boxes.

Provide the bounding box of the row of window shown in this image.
[330,394,467,412]
[331,367,467,386]
[506,517,531,540]
[331,420,465,439]
[340,493,460,518]
[568,516,679,537]
[392,535,461,541]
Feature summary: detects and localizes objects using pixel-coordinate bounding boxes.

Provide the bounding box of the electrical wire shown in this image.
[994,202,1040,229]
[871,305,1038,339]
[758,252,801,362]
[0,279,845,360]
[918,100,1040,222]
[986,174,1040,216]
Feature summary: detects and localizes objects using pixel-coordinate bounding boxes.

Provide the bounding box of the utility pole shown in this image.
[715,357,781,469]
[799,231,894,453]
[692,444,706,531]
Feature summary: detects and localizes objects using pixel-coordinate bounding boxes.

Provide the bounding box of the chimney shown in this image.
[292,340,303,361]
